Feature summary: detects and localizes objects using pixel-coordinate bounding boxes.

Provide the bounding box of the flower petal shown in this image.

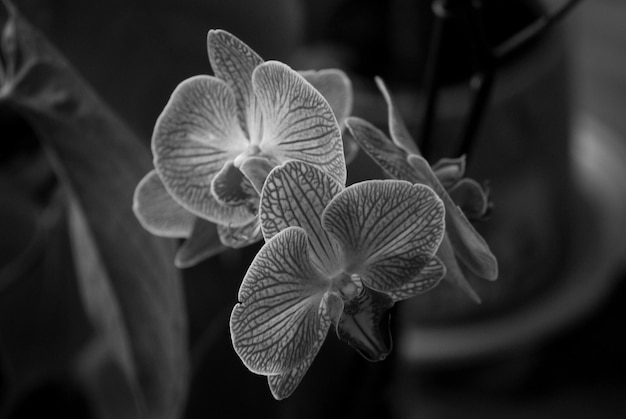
[448,178,491,220]
[322,180,445,293]
[253,61,346,185]
[133,170,195,238]
[152,75,250,224]
[267,291,343,400]
[174,219,226,268]
[230,227,332,375]
[437,235,482,304]
[239,156,275,195]
[344,116,420,182]
[375,77,421,155]
[408,155,498,281]
[336,287,394,361]
[207,29,263,138]
[259,161,343,273]
[432,156,467,189]
[210,161,258,211]
[300,69,353,128]
[217,219,262,249]
[387,256,446,302]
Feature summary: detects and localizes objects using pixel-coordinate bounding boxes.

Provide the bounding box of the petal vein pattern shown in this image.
[253,62,346,185]
[260,161,343,273]
[230,227,332,375]
[152,75,250,224]
[322,181,445,293]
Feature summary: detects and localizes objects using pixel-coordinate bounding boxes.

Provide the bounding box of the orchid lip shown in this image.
[233,145,262,167]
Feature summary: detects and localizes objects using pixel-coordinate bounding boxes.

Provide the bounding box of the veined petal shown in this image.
[174,218,226,268]
[448,178,491,220]
[344,117,420,183]
[152,75,249,223]
[239,156,275,195]
[230,227,332,375]
[210,161,258,209]
[253,61,346,185]
[259,161,343,273]
[387,256,446,302]
[322,180,445,293]
[207,29,263,138]
[336,287,394,362]
[300,69,353,128]
[268,291,343,400]
[375,77,421,155]
[133,170,195,238]
[408,155,498,281]
[432,156,467,189]
[217,219,262,249]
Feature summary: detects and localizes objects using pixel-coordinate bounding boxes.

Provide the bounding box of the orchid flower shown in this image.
[230,160,446,399]
[133,29,352,267]
[345,78,498,302]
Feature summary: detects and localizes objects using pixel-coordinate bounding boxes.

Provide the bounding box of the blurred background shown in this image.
[1,0,625,417]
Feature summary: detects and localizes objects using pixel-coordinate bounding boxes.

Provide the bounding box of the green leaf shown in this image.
[152,75,252,226]
[253,61,346,185]
[0,3,188,418]
[322,180,445,293]
[259,160,343,273]
[132,170,195,238]
[230,227,332,376]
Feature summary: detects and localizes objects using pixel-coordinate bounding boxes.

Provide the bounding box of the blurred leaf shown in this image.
[0,2,188,418]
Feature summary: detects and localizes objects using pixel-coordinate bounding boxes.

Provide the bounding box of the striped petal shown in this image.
[408,155,498,281]
[344,116,419,182]
[152,75,250,224]
[253,61,346,185]
[387,257,445,302]
[207,29,263,138]
[267,291,343,400]
[259,161,343,273]
[322,180,445,293]
[336,287,394,362]
[132,170,195,238]
[174,219,226,268]
[230,227,332,375]
[375,77,421,155]
[300,69,353,128]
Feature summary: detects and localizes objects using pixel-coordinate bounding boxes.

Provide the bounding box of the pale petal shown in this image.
[344,116,420,182]
[210,161,258,210]
[217,220,262,249]
[253,61,346,185]
[267,292,343,400]
[152,75,250,224]
[336,287,394,361]
[133,170,195,238]
[207,29,263,138]
[230,227,332,375]
[239,156,275,195]
[375,77,421,155]
[387,256,446,302]
[300,69,353,127]
[432,156,467,189]
[448,178,491,220]
[408,155,498,281]
[437,236,482,304]
[322,180,445,293]
[259,161,343,273]
[174,219,226,268]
